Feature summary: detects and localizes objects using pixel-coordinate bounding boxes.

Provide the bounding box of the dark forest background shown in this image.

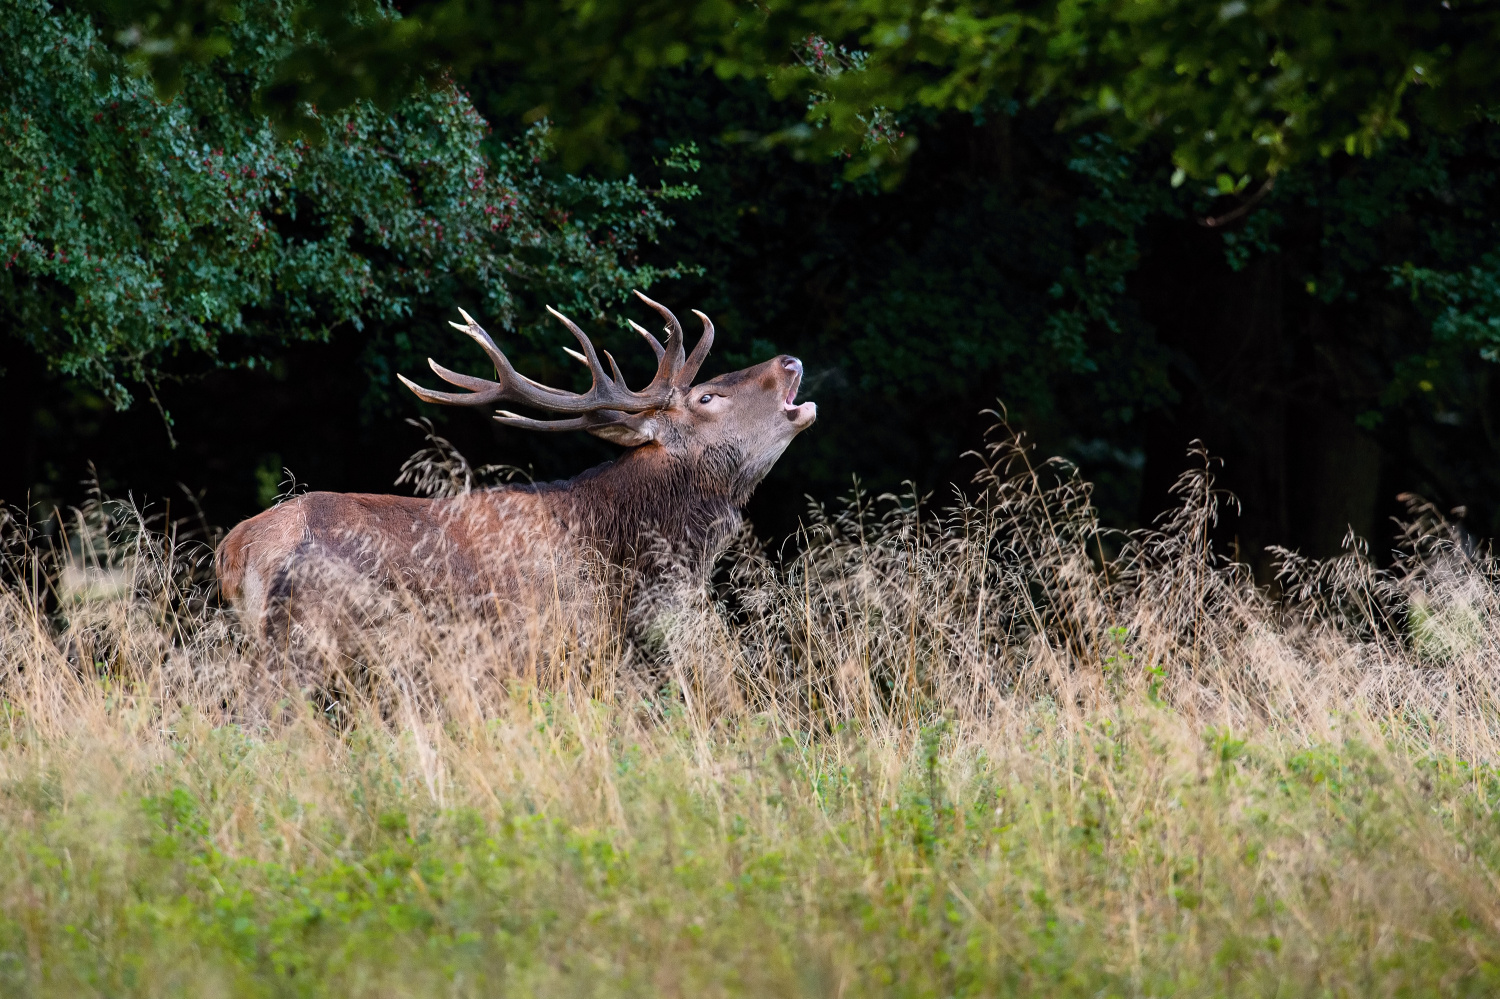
[5,1,1500,573]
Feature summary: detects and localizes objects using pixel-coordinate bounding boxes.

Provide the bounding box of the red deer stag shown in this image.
[216,292,817,636]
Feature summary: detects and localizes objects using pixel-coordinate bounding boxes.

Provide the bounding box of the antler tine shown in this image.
[495,410,636,434]
[603,349,626,385]
[632,290,683,339]
[633,289,686,385]
[494,411,594,432]
[444,312,574,400]
[564,344,626,391]
[628,319,666,362]
[677,309,716,387]
[398,370,505,407]
[428,358,501,391]
[401,308,554,407]
[545,305,614,389]
[450,309,515,377]
[413,309,571,404]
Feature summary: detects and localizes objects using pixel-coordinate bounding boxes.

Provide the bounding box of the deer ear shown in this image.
[587,413,656,447]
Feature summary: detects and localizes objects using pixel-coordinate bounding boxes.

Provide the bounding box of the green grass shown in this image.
[6,435,1500,995]
[6,693,1500,996]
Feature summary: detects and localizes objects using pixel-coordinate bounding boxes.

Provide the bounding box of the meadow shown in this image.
[4,427,1500,997]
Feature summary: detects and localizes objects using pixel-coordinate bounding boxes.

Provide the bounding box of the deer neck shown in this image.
[554,445,744,568]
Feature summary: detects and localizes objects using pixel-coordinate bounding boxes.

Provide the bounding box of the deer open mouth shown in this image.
[781,358,817,425]
[781,359,804,410]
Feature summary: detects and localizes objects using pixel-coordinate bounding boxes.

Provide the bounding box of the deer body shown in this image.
[217,294,815,635]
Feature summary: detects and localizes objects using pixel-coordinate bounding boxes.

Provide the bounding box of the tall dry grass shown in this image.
[3,423,1500,996]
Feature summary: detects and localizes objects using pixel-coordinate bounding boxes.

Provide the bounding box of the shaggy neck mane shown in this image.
[518,443,754,568]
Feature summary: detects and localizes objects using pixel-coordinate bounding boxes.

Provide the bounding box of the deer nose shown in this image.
[782,356,803,375]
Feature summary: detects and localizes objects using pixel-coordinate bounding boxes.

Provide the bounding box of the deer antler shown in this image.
[397,292,714,432]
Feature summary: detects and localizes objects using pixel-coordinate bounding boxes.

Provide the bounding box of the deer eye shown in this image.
[698,393,715,405]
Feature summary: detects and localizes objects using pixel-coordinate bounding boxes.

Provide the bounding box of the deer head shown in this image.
[399,292,816,500]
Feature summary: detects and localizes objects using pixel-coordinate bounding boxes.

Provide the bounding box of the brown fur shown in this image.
[218,354,816,636]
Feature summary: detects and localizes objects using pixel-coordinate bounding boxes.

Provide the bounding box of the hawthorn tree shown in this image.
[1,0,690,408]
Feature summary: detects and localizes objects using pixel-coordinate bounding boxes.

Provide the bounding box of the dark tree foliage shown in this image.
[5,1,1500,569]
[582,74,1500,556]
[94,0,1500,182]
[1,0,689,409]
